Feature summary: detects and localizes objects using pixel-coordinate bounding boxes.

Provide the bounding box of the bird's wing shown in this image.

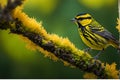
[91,26,119,44]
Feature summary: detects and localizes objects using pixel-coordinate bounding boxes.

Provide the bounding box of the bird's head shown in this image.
[71,13,92,26]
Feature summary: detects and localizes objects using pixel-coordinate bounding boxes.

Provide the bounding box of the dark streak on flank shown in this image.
[82,31,93,45]
[85,28,100,45]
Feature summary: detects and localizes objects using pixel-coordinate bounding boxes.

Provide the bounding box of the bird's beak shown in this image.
[70,18,76,22]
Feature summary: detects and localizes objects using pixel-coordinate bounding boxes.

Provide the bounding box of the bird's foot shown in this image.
[84,47,91,53]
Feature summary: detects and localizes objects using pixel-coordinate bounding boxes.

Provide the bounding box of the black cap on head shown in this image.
[76,12,87,16]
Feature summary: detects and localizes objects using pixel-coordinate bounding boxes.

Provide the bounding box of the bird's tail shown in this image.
[110,40,120,50]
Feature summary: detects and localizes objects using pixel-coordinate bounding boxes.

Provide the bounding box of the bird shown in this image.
[71,13,119,59]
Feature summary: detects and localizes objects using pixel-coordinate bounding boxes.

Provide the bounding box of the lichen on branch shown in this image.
[116,19,120,32]
[0,0,119,79]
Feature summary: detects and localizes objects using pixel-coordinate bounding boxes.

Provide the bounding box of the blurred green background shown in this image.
[0,0,119,79]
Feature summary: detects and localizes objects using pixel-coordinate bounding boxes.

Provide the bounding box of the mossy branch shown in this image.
[0,0,119,79]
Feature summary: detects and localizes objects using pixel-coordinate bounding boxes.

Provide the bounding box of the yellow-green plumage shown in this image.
[72,13,119,51]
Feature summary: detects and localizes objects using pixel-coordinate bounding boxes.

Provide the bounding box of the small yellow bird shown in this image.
[72,13,119,58]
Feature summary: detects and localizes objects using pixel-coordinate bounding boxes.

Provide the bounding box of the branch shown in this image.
[0,0,119,79]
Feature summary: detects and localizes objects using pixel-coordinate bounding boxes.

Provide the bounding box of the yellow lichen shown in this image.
[37,46,58,61]
[20,35,58,61]
[0,0,7,8]
[47,33,78,52]
[62,60,71,66]
[12,6,48,38]
[105,63,119,79]
[47,34,91,58]
[83,72,97,79]
[61,60,76,68]
[116,18,120,32]
[19,35,37,51]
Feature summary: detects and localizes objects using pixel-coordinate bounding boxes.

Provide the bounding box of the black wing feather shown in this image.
[91,27,119,44]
